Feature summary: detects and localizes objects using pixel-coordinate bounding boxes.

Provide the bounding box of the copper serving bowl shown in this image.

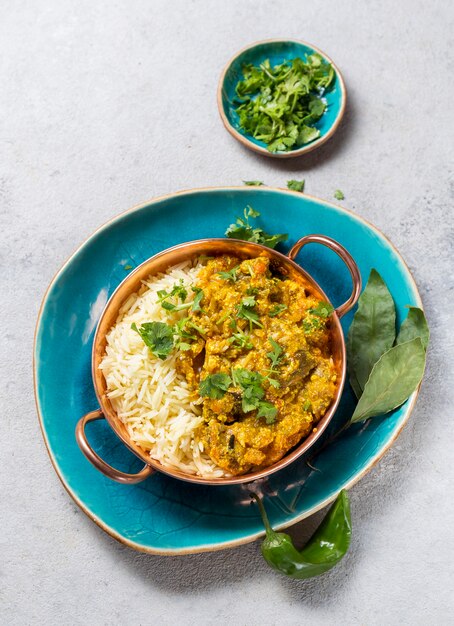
[76,235,361,485]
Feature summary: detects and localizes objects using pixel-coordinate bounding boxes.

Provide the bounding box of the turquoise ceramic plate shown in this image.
[218,40,346,158]
[34,188,422,554]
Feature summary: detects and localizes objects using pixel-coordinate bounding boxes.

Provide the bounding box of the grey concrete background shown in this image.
[1,1,453,624]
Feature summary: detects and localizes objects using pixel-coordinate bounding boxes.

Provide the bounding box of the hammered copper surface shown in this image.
[76,236,361,485]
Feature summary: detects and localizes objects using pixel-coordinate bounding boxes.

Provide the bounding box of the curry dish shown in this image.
[176,255,338,475]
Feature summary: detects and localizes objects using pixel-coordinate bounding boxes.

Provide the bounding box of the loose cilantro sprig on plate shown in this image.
[287,179,305,192]
[225,206,288,249]
[234,55,334,153]
[243,180,264,186]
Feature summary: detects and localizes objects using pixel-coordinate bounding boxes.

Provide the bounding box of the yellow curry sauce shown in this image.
[177,255,338,475]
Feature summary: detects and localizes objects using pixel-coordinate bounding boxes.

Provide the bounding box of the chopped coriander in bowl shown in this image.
[218,39,346,158]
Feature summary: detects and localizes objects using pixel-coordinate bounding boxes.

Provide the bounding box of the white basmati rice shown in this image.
[99,261,226,478]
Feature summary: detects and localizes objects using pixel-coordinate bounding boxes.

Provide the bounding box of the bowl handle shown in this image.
[288,234,362,318]
[75,409,155,484]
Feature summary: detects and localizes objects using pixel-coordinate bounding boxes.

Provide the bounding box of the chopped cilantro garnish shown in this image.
[199,373,232,399]
[269,303,288,317]
[237,297,263,330]
[234,55,334,153]
[310,302,334,318]
[303,301,334,334]
[241,295,256,307]
[218,266,239,282]
[334,189,345,200]
[287,180,305,193]
[303,400,312,411]
[232,368,265,412]
[229,329,253,350]
[190,287,204,312]
[243,180,264,186]
[157,281,190,311]
[266,337,284,369]
[178,342,192,352]
[257,401,278,424]
[231,368,278,420]
[131,322,174,360]
[124,264,133,271]
[225,206,288,249]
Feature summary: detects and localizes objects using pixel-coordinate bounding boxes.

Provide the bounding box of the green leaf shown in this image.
[233,56,332,153]
[259,232,289,249]
[238,306,262,328]
[350,338,426,423]
[232,368,265,412]
[178,342,192,352]
[217,266,239,282]
[257,402,278,424]
[309,301,334,318]
[396,307,430,351]
[191,287,204,312]
[297,125,320,145]
[347,269,396,398]
[199,373,232,399]
[334,189,345,200]
[225,205,288,249]
[287,179,305,192]
[243,180,264,186]
[269,303,288,317]
[131,322,174,360]
[229,329,253,350]
[266,337,284,368]
[156,281,193,312]
[308,98,326,119]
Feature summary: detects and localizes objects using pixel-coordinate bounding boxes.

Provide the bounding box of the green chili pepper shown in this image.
[252,490,352,579]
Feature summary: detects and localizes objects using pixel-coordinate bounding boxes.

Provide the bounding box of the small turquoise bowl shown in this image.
[217,39,347,158]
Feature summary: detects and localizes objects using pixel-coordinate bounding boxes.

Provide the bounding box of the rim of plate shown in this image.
[33,186,423,555]
[217,39,347,159]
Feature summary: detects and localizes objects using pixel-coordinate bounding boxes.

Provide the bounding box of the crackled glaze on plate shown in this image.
[34,187,422,554]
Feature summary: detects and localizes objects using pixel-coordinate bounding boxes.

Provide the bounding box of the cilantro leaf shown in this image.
[228,329,253,350]
[269,303,288,317]
[334,189,345,200]
[232,368,265,412]
[131,322,174,360]
[218,266,239,282]
[225,206,288,249]
[287,180,305,192]
[243,180,264,186]
[234,55,333,153]
[157,281,190,311]
[310,302,334,318]
[266,337,284,368]
[241,295,256,307]
[303,301,334,334]
[257,402,278,424]
[237,301,263,329]
[199,373,232,399]
[231,368,278,418]
[191,287,204,312]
